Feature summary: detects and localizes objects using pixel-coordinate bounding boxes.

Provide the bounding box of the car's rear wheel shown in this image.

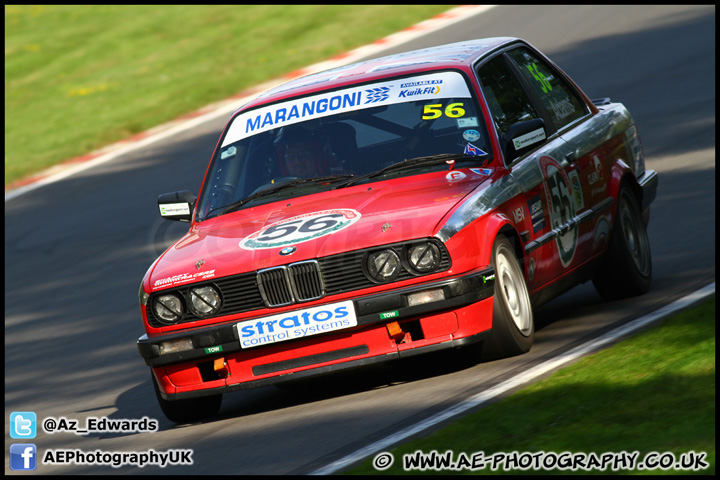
[592,185,652,300]
[152,373,222,424]
[481,236,534,360]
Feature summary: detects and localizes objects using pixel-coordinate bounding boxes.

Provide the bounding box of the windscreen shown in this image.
[196,70,490,221]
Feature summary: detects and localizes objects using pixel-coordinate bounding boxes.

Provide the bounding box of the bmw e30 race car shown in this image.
[137,37,657,423]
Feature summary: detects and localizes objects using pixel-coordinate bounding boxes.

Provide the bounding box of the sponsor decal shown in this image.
[457,117,479,128]
[159,203,190,217]
[154,270,216,288]
[463,129,481,142]
[245,91,363,133]
[469,167,493,176]
[240,209,361,250]
[222,71,471,146]
[588,156,603,185]
[513,127,546,151]
[237,300,357,348]
[365,87,390,103]
[568,170,585,210]
[540,156,578,267]
[588,156,607,196]
[549,96,577,120]
[527,194,546,234]
[512,206,525,224]
[400,79,442,88]
[399,85,441,98]
[446,170,467,182]
[464,143,487,157]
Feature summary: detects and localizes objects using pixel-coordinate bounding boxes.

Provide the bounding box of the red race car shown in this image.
[137,37,657,423]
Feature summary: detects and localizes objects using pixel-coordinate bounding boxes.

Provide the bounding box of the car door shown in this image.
[503,46,618,273]
[475,45,596,294]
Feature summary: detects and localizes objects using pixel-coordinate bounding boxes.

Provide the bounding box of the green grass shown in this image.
[4,4,454,186]
[346,298,715,475]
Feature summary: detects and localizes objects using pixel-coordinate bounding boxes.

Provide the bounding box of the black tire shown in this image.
[592,185,652,300]
[481,236,534,361]
[152,373,222,424]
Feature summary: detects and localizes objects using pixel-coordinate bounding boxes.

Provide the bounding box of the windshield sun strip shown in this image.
[196,70,489,222]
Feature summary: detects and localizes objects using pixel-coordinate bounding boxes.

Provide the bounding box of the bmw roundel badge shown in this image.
[279,246,297,256]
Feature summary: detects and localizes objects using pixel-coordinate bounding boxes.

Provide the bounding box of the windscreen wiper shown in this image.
[334,153,486,189]
[217,174,354,216]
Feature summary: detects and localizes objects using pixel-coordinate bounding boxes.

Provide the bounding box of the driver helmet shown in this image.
[274,125,327,177]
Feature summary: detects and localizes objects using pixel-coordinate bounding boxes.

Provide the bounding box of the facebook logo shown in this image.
[10,411,37,439]
[10,444,37,471]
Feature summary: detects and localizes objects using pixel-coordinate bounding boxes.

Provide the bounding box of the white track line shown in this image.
[5,5,497,202]
[310,282,715,475]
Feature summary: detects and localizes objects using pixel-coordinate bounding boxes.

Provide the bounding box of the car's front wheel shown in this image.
[152,373,222,424]
[481,236,534,360]
[592,184,652,300]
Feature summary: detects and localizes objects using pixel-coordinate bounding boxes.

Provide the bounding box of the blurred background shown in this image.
[5,5,453,187]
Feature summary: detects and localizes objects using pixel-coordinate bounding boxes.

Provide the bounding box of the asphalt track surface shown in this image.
[4,5,715,475]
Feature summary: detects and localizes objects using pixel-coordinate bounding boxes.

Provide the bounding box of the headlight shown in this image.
[188,285,221,317]
[367,249,401,282]
[153,293,184,324]
[407,242,440,273]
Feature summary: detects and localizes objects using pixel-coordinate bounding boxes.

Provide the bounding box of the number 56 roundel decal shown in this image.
[240,209,361,250]
[540,156,577,267]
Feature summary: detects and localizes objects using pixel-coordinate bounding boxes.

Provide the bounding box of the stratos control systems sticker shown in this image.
[237,300,357,349]
[240,209,361,250]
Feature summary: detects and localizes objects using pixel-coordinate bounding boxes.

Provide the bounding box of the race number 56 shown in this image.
[259,214,343,241]
[540,156,577,267]
[422,103,466,120]
[240,209,361,250]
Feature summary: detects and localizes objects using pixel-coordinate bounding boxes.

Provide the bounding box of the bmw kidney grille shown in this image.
[257,260,325,307]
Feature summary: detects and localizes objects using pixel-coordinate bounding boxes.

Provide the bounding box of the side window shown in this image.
[477,56,542,163]
[506,48,589,130]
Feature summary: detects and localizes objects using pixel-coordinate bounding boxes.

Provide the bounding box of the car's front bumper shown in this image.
[138,267,495,400]
[638,169,658,216]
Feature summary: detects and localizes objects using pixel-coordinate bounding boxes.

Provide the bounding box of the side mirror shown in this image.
[157,191,197,222]
[502,118,546,162]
